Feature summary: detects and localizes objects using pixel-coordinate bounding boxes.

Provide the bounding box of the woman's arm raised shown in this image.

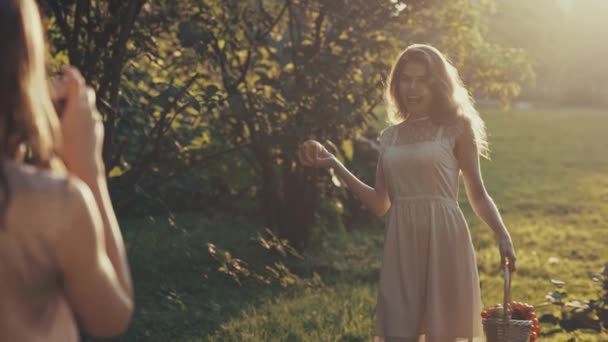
[298,139,391,216]
[53,66,133,337]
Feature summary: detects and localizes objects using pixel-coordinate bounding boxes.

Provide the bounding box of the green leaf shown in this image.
[546,290,568,302]
[341,139,354,161]
[108,166,124,178]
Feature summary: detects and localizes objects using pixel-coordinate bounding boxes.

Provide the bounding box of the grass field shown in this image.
[112,108,608,341]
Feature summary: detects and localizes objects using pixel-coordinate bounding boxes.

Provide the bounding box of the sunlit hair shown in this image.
[0,0,63,216]
[385,44,489,157]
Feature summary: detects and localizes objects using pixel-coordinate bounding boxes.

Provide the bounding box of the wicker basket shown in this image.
[483,266,533,342]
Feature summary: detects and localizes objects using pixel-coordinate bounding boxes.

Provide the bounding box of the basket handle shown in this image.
[503,263,511,319]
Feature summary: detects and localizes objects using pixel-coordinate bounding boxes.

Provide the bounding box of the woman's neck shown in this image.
[408,110,429,119]
[403,111,430,122]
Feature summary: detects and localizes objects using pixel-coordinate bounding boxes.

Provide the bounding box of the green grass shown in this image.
[112,108,608,341]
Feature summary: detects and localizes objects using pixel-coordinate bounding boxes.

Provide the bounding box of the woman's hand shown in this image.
[298,140,336,169]
[52,65,105,176]
[498,236,517,272]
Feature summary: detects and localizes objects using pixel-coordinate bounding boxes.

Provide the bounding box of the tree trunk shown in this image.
[252,143,281,232]
[278,159,317,247]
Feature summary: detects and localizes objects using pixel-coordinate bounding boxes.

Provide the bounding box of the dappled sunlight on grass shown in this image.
[206,285,377,341]
[467,108,608,340]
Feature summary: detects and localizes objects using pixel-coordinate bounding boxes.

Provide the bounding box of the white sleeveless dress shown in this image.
[373,117,484,342]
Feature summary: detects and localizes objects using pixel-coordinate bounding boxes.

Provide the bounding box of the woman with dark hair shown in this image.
[299,44,517,341]
[0,0,133,340]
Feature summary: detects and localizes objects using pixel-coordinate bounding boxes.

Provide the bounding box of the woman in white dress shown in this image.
[298,44,517,342]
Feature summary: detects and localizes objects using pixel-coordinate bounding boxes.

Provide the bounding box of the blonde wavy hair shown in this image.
[385,44,489,157]
[0,0,63,214]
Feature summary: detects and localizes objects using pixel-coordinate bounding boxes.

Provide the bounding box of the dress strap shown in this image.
[434,125,444,141]
[390,124,400,146]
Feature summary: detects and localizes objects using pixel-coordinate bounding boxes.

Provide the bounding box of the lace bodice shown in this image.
[379,116,469,149]
[377,115,473,201]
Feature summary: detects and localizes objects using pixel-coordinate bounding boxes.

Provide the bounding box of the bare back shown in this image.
[0,160,79,342]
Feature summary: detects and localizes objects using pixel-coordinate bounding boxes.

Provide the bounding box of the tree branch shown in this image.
[100,0,147,168]
[46,0,71,45]
[70,0,86,67]
[256,0,289,41]
[127,73,200,184]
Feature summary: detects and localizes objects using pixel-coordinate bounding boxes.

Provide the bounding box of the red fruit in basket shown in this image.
[529,331,538,342]
[518,308,528,320]
[484,308,496,319]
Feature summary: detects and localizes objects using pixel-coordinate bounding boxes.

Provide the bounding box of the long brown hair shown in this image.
[0,0,62,217]
[385,44,488,157]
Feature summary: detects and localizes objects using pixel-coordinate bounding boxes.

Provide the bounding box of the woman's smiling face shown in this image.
[397,61,433,117]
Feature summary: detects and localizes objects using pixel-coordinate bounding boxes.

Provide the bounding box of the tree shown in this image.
[42,0,147,166]
[170,0,534,243]
[42,0,534,244]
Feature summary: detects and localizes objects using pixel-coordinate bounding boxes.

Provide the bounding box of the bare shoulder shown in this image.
[3,161,89,226]
[5,161,69,195]
[444,114,472,131]
[439,114,469,143]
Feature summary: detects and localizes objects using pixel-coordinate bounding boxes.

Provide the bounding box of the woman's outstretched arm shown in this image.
[331,159,391,216]
[298,140,391,216]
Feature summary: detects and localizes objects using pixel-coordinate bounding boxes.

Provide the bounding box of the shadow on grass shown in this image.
[87,213,284,341]
[86,213,384,342]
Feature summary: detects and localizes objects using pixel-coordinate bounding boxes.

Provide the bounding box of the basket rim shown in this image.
[483,318,533,323]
